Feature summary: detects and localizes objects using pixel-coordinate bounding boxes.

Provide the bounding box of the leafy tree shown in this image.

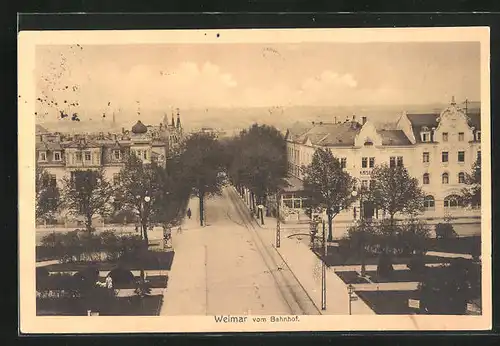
[61,168,114,233]
[370,164,425,232]
[229,124,288,224]
[302,148,357,241]
[116,154,164,244]
[178,132,226,226]
[462,157,481,208]
[35,166,62,222]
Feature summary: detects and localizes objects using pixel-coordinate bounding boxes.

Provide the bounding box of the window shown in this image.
[38,151,47,161]
[143,150,147,160]
[423,152,430,163]
[369,157,375,168]
[444,195,463,208]
[458,172,465,184]
[423,195,435,210]
[423,173,430,184]
[458,132,464,141]
[442,132,448,142]
[422,132,430,142]
[362,157,368,168]
[113,173,120,185]
[389,157,396,168]
[113,150,121,160]
[442,173,449,184]
[361,180,368,188]
[458,151,465,162]
[53,151,61,161]
[477,150,481,163]
[396,156,403,167]
[442,151,449,163]
[340,158,347,169]
[84,151,91,161]
[76,152,82,162]
[476,131,481,141]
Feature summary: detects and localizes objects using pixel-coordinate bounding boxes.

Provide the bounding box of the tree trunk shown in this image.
[251,192,256,213]
[360,240,366,276]
[199,192,204,227]
[327,213,333,242]
[260,196,264,225]
[85,213,93,234]
[142,220,149,244]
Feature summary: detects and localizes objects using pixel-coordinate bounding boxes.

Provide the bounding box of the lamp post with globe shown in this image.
[136,194,151,242]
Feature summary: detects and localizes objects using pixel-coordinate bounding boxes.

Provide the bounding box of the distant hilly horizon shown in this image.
[38,101,479,134]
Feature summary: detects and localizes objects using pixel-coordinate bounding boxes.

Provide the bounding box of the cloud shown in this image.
[37,60,239,117]
[301,71,358,92]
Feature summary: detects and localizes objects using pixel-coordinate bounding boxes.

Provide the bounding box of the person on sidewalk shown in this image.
[187,208,192,220]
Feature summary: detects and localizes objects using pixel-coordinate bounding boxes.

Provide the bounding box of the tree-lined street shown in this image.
[162,186,320,316]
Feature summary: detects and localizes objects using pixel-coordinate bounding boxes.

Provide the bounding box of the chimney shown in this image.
[362,117,367,125]
[334,116,337,123]
[122,127,125,134]
[312,121,315,125]
[352,114,356,121]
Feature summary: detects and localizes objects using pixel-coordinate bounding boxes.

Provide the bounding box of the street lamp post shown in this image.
[347,284,355,315]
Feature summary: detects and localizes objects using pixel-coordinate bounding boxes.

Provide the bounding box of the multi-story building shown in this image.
[35,112,184,224]
[282,97,481,237]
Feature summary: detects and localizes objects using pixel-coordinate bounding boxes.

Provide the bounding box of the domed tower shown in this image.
[131,120,148,135]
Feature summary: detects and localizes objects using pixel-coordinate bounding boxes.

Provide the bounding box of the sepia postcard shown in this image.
[18,27,491,333]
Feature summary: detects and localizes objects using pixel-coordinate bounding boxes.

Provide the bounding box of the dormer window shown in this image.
[38,151,47,162]
[421,132,430,142]
[420,127,431,142]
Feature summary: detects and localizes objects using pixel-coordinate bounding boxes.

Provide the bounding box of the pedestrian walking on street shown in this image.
[187,208,192,219]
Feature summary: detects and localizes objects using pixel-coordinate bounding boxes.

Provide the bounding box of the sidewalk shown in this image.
[160,197,208,316]
[234,189,374,315]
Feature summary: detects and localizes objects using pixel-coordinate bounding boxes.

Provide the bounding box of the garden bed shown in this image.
[313,247,450,267]
[36,295,164,316]
[37,274,169,291]
[356,290,420,315]
[335,271,370,284]
[43,251,175,272]
[425,236,481,255]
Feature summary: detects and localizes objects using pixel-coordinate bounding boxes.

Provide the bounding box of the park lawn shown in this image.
[36,295,163,316]
[356,290,420,315]
[425,236,480,255]
[43,251,175,272]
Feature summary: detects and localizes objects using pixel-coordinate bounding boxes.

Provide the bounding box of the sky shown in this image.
[35,41,480,126]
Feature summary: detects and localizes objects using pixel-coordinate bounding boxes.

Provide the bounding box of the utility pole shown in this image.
[276,192,281,248]
[321,220,327,310]
[465,98,469,116]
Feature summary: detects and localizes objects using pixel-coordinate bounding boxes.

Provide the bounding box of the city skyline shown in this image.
[35,42,480,127]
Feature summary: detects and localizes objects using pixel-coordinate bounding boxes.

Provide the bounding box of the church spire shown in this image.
[171,109,175,127]
[176,108,181,129]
